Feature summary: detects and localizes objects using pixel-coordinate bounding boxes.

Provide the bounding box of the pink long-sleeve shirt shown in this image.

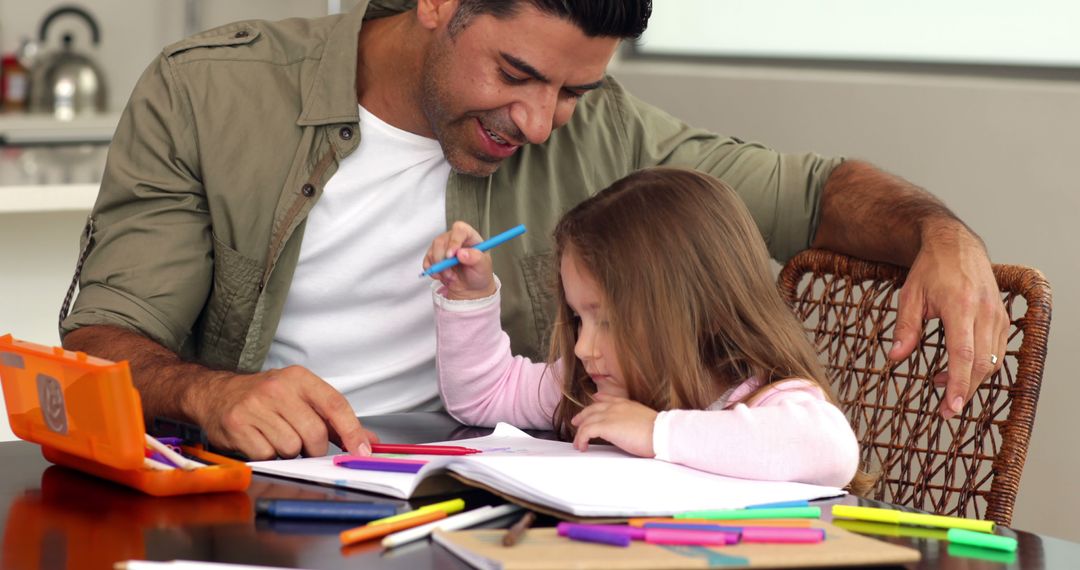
[433,283,860,488]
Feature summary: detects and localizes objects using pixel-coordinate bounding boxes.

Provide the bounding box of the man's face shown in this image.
[419,5,620,177]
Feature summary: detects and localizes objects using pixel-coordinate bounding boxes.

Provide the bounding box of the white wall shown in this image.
[609,58,1079,540]
[637,1,1080,68]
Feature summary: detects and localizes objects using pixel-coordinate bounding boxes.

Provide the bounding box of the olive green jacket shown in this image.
[60,0,841,371]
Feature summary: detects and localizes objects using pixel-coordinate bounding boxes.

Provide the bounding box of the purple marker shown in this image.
[334,460,424,474]
[645,528,738,546]
[742,527,825,543]
[333,455,427,474]
[147,450,177,468]
[333,454,427,466]
[566,526,632,547]
[155,436,185,448]
[557,523,645,540]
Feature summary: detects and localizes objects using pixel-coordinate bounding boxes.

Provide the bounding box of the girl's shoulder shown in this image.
[723,377,827,409]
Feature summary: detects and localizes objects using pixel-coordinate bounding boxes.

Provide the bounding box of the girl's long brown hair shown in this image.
[548,168,873,492]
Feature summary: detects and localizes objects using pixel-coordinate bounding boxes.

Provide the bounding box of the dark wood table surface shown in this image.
[0,412,1074,569]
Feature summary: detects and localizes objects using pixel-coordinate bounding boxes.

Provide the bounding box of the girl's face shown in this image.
[560,252,628,398]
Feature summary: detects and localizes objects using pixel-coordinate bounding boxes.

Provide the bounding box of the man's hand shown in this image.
[190,365,379,460]
[63,326,376,461]
[813,161,1008,420]
[570,393,658,457]
[888,224,1008,419]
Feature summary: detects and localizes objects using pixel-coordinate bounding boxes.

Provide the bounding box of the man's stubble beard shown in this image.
[418,50,502,178]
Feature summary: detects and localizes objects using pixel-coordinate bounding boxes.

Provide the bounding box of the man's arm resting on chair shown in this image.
[62,325,374,459]
[811,160,1009,419]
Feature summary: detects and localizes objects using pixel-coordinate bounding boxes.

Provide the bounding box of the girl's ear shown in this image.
[416,0,460,31]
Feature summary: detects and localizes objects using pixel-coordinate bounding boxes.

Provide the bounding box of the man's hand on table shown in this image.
[191,366,379,460]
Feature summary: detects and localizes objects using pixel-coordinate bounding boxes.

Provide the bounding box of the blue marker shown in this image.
[255,498,398,521]
[420,224,526,278]
[744,500,810,510]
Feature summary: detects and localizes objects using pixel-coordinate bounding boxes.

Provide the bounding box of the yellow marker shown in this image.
[368,498,465,526]
[417,498,467,515]
[832,505,994,534]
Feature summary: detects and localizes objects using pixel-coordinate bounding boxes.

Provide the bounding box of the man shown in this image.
[61,0,1007,460]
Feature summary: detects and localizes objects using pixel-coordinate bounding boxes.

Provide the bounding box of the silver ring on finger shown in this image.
[989,353,999,366]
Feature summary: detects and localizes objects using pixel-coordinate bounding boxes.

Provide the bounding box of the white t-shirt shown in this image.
[263,105,450,415]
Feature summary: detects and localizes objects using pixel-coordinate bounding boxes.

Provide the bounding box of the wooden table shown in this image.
[0,412,1074,569]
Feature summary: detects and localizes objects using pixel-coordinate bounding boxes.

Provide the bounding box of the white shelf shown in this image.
[0,113,120,145]
[0,184,97,214]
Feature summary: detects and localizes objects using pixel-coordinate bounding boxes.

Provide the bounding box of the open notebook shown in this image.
[249,423,845,518]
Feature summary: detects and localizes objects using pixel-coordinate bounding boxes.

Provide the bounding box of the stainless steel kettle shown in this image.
[28,6,107,120]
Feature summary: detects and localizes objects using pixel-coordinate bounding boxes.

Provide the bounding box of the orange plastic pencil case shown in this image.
[0,334,251,496]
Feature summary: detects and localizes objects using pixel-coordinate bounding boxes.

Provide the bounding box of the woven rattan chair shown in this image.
[778,249,1051,526]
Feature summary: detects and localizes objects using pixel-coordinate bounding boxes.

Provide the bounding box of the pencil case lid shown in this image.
[1,334,145,470]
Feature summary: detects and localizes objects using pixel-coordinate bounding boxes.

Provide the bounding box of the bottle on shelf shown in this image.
[1,53,30,112]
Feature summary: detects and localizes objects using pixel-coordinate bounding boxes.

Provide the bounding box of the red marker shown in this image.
[370,444,482,456]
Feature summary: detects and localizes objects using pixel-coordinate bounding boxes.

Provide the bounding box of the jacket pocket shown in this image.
[195,234,263,370]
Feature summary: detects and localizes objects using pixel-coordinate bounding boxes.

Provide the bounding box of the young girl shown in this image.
[424,167,861,488]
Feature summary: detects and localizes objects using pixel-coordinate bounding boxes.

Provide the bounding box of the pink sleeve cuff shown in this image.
[431,275,502,313]
[652,410,674,461]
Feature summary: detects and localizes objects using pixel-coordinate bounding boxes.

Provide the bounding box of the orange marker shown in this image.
[339,510,446,546]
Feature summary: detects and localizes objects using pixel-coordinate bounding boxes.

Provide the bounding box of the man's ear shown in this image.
[416,0,460,31]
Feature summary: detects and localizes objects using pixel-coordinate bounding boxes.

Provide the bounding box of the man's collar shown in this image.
[298,0,415,126]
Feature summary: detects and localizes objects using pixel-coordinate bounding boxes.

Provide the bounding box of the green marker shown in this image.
[948,543,1018,564]
[947,528,1018,552]
[675,506,820,520]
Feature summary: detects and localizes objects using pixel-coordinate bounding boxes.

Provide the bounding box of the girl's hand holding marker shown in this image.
[422,223,526,300]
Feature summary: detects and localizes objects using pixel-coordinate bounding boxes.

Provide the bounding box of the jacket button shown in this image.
[234,30,249,38]
[301,184,316,197]
[339,126,353,140]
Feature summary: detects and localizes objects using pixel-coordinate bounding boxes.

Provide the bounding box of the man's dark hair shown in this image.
[448,0,652,39]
